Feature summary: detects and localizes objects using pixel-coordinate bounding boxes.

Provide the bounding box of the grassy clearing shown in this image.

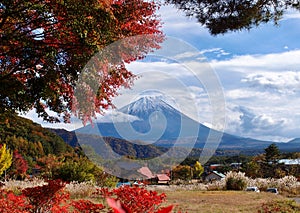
[156,190,294,213]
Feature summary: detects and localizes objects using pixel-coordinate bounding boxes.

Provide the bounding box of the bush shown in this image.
[226,177,247,190]
[65,181,96,199]
[225,171,248,190]
[94,185,171,212]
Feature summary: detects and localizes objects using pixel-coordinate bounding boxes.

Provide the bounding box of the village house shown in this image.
[205,171,225,182]
[156,174,171,185]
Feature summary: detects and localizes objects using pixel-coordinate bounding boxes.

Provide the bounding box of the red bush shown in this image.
[0,189,31,213]
[71,199,104,213]
[95,185,174,213]
[0,180,176,213]
[22,179,67,212]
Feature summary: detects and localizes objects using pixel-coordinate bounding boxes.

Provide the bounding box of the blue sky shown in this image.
[24,4,300,142]
[154,5,300,142]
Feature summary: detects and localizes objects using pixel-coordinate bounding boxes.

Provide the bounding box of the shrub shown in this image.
[22,179,68,212]
[65,181,96,199]
[225,171,248,190]
[94,185,172,212]
[0,178,46,194]
[207,179,226,191]
[0,189,31,213]
[247,175,300,195]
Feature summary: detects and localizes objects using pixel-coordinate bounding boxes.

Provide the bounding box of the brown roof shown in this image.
[137,167,155,179]
[156,174,170,181]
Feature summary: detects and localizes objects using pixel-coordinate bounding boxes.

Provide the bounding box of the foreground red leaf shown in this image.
[0,0,163,123]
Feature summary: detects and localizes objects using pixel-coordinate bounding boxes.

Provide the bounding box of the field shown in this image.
[151,187,299,212]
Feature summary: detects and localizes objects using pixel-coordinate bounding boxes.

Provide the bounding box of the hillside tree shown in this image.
[0,0,163,123]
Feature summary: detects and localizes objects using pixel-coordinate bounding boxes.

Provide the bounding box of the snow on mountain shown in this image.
[121,90,180,120]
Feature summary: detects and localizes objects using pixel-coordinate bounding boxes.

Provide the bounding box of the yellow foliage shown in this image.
[194,161,204,178]
[0,144,13,176]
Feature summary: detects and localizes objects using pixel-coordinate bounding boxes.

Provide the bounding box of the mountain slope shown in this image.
[287,138,300,144]
[0,113,74,156]
[50,129,167,159]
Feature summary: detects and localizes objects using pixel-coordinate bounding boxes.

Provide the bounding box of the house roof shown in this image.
[209,164,224,167]
[230,163,242,166]
[211,171,225,178]
[137,166,155,179]
[156,174,171,181]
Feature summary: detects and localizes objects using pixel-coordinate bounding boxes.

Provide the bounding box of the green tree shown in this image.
[0,144,13,176]
[57,158,100,182]
[242,160,262,178]
[166,0,300,35]
[259,144,281,178]
[193,161,204,179]
[265,143,280,163]
[172,165,192,180]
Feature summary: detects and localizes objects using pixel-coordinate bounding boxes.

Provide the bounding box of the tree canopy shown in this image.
[0,0,163,123]
[166,0,300,35]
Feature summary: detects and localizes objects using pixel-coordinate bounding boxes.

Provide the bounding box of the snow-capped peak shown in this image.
[135,90,176,105]
[121,90,179,119]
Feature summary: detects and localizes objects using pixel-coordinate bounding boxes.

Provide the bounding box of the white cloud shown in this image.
[242,71,300,94]
[215,50,300,141]
[20,110,84,131]
[96,111,140,123]
[211,50,300,74]
[226,89,268,100]
[283,9,300,20]
[250,114,286,131]
[199,48,231,58]
[225,105,292,142]
[22,109,140,131]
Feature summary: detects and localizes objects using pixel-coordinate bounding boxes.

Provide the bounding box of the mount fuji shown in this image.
[77,91,206,145]
[75,91,282,150]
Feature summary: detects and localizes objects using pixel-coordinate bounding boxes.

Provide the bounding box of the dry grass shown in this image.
[157,190,291,213]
